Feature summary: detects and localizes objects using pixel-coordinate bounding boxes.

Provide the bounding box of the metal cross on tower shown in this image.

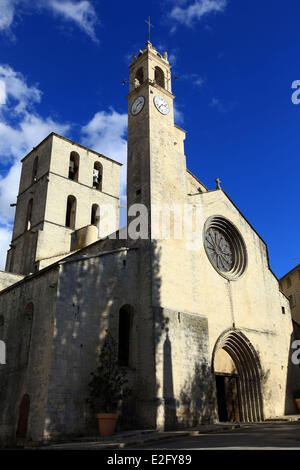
[145,16,154,41]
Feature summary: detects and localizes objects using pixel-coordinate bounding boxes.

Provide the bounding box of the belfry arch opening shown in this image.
[135,67,144,87]
[212,330,264,423]
[69,152,79,181]
[65,195,76,229]
[32,156,38,183]
[155,66,165,88]
[93,162,103,191]
[25,199,33,231]
[91,204,100,231]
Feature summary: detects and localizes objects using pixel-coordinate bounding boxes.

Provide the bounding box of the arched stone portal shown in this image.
[212,330,264,423]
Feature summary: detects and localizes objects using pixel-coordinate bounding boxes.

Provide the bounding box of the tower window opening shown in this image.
[69,152,79,181]
[135,67,144,87]
[25,199,33,231]
[32,156,38,183]
[91,204,100,230]
[65,195,76,229]
[118,305,132,367]
[93,162,103,190]
[155,66,165,88]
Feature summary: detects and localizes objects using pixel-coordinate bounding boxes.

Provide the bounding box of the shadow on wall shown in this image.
[160,329,216,431]
[179,362,216,428]
[162,328,177,430]
[154,303,217,431]
[43,235,164,438]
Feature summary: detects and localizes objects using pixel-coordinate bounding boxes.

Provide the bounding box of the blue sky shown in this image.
[0,0,299,278]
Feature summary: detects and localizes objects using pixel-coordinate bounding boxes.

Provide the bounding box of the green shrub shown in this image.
[88,332,130,413]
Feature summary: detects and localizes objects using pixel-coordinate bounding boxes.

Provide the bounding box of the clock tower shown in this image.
[126,41,187,232]
[125,42,188,429]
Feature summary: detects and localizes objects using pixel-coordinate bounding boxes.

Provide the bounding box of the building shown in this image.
[5,132,121,276]
[0,41,298,446]
[280,265,300,325]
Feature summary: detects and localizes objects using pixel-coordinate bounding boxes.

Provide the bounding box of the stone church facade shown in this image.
[0,41,298,445]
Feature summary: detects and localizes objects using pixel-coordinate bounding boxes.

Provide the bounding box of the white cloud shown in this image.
[81,108,127,196]
[168,53,177,66]
[0,81,6,105]
[46,0,99,43]
[0,65,68,162]
[0,0,15,32]
[0,223,12,271]
[209,97,225,112]
[0,64,41,114]
[0,162,21,222]
[193,76,205,87]
[170,0,227,27]
[177,73,205,88]
[0,0,99,42]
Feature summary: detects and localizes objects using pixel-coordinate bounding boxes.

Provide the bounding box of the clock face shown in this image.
[153,95,170,115]
[131,96,145,115]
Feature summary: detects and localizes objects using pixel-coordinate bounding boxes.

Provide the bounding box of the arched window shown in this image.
[25,199,33,231]
[16,394,30,438]
[93,162,103,191]
[155,66,165,88]
[118,305,133,367]
[135,67,144,87]
[68,152,79,181]
[91,204,100,229]
[32,156,38,183]
[65,195,76,229]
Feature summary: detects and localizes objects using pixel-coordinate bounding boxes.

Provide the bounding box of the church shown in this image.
[0,41,298,445]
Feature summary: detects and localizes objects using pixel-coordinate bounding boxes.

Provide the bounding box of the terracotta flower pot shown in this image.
[295,398,300,413]
[97,413,118,436]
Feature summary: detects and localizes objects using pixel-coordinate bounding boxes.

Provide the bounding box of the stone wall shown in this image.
[151,189,295,421]
[43,247,140,439]
[280,266,300,324]
[0,267,59,445]
[155,308,217,430]
[0,272,24,291]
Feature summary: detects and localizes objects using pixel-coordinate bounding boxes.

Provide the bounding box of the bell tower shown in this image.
[126,41,187,230]
[125,42,188,429]
[5,133,121,275]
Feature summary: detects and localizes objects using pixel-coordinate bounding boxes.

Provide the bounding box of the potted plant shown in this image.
[88,332,129,436]
[294,389,300,413]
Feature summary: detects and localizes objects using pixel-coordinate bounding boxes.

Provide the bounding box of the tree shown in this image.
[88,332,129,413]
